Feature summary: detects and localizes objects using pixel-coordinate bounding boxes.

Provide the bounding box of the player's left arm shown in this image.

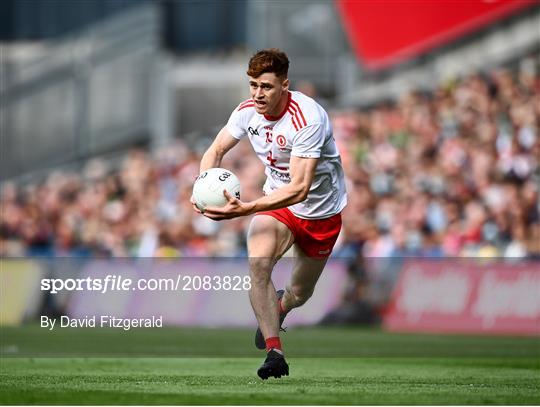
[202,155,318,220]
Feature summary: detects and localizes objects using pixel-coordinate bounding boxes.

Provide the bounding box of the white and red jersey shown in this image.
[226,90,347,219]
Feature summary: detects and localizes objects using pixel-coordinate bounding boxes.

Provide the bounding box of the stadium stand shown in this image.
[1,62,538,261]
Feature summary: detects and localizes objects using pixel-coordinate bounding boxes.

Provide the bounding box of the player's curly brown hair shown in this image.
[247,48,289,79]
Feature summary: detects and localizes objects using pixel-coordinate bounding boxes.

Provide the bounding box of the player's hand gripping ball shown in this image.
[192,168,241,211]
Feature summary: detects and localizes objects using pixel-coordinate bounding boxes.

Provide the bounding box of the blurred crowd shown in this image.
[1,63,539,259]
[336,63,539,260]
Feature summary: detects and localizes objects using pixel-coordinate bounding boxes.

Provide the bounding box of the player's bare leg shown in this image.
[280,246,328,313]
[247,215,294,343]
[247,215,294,379]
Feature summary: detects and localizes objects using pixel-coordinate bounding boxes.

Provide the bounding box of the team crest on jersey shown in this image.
[276,135,287,147]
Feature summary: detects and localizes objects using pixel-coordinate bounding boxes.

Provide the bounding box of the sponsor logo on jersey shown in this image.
[270,168,291,182]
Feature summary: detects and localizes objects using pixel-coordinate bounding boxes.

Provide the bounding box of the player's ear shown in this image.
[282,78,289,91]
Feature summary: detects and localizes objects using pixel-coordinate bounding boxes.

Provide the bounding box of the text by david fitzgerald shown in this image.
[41,315,163,331]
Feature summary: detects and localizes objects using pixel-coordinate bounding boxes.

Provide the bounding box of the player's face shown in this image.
[248,73,289,116]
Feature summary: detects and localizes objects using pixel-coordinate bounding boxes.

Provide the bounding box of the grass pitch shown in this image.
[1,326,539,405]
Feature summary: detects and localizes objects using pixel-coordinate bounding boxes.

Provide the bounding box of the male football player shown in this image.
[193,49,347,379]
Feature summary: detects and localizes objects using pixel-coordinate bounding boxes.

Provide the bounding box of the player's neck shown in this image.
[264,91,291,121]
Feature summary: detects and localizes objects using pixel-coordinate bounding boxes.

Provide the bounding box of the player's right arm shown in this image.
[192,126,240,213]
[199,126,240,172]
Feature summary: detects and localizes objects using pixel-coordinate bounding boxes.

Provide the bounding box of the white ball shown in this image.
[192,168,241,211]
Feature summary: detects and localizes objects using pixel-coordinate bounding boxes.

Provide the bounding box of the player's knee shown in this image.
[287,284,314,305]
[249,257,274,286]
